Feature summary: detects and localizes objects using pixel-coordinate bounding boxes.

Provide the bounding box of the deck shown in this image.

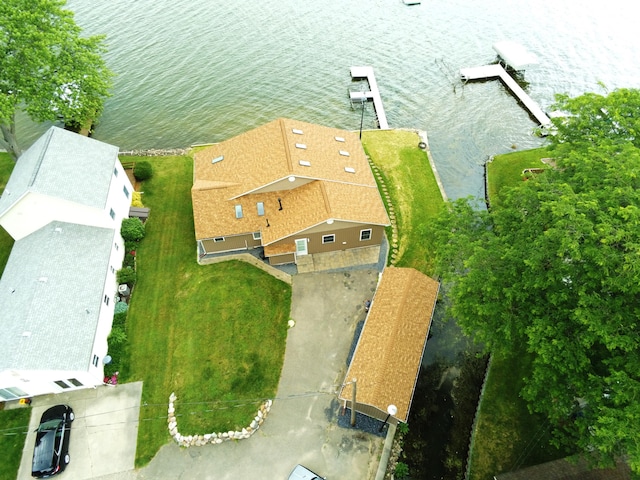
[460,63,551,128]
[350,66,389,130]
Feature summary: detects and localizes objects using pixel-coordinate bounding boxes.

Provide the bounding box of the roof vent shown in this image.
[292,128,304,135]
[38,277,48,283]
[295,143,307,149]
[299,160,311,167]
[211,155,224,164]
[345,167,356,174]
[54,227,62,233]
[339,150,350,157]
[335,136,345,142]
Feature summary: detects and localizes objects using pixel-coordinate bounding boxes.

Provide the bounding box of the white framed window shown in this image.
[235,205,243,219]
[322,234,335,244]
[55,380,70,389]
[123,185,130,198]
[92,355,99,367]
[214,237,225,243]
[253,232,262,240]
[257,202,265,216]
[103,294,110,305]
[360,229,372,241]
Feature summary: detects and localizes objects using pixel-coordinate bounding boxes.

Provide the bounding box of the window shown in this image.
[345,167,356,174]
[360,229,372,241]
[109,208,115,220]
[322,234,335,244]
[292,128,304,135]
[295,143,307,149]
[113,167,119,177]
[214,237,225,243]
[111,266,115,274]
[103,294,110,305]
[335,136,345,142]
[299,160,311,167]
[92,355,99,367]
[0,387,28,400]
[235,205,243,219]
[54,380,70,389]
[257,202,265,216]
[211,155,224,164]
[123,185,130,198]
[339,150,350,156]
[253,232,262,240]
[114,242,119,250]
[68,378,83,387]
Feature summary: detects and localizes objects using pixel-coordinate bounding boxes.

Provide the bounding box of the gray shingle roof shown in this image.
[0,221,116,372]
[0,126,119,215]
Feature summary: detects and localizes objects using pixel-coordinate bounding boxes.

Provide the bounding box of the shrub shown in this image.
[131,191,144,207]
[117,267,137,285]
[123,252,135,269]
[394,462,409,479]
[133,161,153,181]
[114,301,129,314]
[121,217,145,242]
[113,311,127,329]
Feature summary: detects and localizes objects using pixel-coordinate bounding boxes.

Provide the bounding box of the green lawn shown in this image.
[468,147,570,479]
[0,153,16,272]
[361,130,445,275]
[120,156,291,466]
[487,147,550,208]
[0,407,31,479]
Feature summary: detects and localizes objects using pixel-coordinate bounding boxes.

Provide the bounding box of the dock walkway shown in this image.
[350,66,389,130]
[460,63,551,128]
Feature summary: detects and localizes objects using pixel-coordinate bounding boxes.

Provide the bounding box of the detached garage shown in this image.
[339,267,439,424]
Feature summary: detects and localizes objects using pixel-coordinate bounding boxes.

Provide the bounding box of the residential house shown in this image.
[0,127,132,400]
[192,118,390,266]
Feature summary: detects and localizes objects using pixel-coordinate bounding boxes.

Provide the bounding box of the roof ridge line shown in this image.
[28,127,56,187]
[278,118,294,174]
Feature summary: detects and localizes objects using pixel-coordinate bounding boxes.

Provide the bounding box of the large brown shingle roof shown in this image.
[192,118,389,242]
[340,267,440,423]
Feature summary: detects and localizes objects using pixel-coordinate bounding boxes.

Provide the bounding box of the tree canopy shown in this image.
[0,0,113,157]
[429,88,640,473]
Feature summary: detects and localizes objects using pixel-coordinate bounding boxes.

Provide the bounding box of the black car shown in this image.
[32,405,74,478]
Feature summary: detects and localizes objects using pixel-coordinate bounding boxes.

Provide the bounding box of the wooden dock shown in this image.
[350,66,389,130]
[460,64,551,128]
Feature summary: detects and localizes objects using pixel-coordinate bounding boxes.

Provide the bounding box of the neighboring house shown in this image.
[0,127,132,401]
[340,267,440,424]
[192,118,390,266]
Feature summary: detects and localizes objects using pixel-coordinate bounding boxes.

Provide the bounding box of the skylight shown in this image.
[345,167,356,173]
[339,150,350,156]
[295,143,307,149]
[292,128,304,135]
[299,160,311,167]
[212,155,224,164]
[335,136,345,142]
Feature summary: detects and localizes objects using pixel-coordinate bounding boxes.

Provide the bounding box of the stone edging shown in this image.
[167,392,272,447]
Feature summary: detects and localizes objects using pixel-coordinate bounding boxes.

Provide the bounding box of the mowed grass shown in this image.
[361,130,445,275]
[487,147,551,208]
[468,147,569,479]
[120,156,291,466]
[0,407,31,478]
[0,153,16,272]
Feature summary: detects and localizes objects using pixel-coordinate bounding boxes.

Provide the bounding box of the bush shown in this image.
[123,252,135,269]
[114,301,129,314]
[133,161,153,181]
[131,191,144,207]
[117,267,137,285]
[394,462,409,479]
[113,311,127,329]
[121,217,145,242]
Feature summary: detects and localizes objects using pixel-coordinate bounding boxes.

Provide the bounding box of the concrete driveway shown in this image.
[17,381,142,480]
[131,269,383,480]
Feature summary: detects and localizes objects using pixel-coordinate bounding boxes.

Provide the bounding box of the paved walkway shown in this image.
[93,269,383,479]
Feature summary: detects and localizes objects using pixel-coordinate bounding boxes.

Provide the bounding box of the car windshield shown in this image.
[38,419,62,432]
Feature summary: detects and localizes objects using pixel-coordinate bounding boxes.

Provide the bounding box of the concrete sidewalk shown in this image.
[126,269,383,480]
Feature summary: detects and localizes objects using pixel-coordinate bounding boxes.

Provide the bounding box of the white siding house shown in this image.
[0,127,133,400]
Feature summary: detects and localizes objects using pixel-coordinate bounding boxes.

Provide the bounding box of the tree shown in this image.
[0,0,113,158]
[428,89,640,473]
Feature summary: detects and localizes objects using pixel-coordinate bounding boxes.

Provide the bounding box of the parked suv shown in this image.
[288,464,325,480]
[32,405,74,478]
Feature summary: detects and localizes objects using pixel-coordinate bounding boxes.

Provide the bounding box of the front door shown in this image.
[295,238,308,256]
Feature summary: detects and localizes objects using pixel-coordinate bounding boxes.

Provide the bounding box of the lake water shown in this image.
[15,0,640,200]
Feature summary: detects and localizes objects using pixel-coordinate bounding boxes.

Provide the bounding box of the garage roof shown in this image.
[339,267,439,423]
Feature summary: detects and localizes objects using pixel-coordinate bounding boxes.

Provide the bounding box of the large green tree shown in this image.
[429,88,640,473]
[0,0,113,157]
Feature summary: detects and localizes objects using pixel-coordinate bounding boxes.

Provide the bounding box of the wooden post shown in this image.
[350,378,357,427]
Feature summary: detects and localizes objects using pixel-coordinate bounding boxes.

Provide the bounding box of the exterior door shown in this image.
[295,238,308,256]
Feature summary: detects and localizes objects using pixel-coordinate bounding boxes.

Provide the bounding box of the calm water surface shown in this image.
[17,0,640,199]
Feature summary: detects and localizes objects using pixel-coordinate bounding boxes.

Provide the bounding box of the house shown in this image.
[0,127,132,401]
[339,267,439,424]
[191,118,390,266]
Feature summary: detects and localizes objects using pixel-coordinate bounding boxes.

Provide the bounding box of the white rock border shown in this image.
[167,392,272,447]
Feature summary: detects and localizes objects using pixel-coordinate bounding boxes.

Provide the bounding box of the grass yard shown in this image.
[120,156,291,466]
[0,407,31,478]
[468,147,570,479]
[487,147,551,208]
[0,153,16,273]
[361,130,445,275]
